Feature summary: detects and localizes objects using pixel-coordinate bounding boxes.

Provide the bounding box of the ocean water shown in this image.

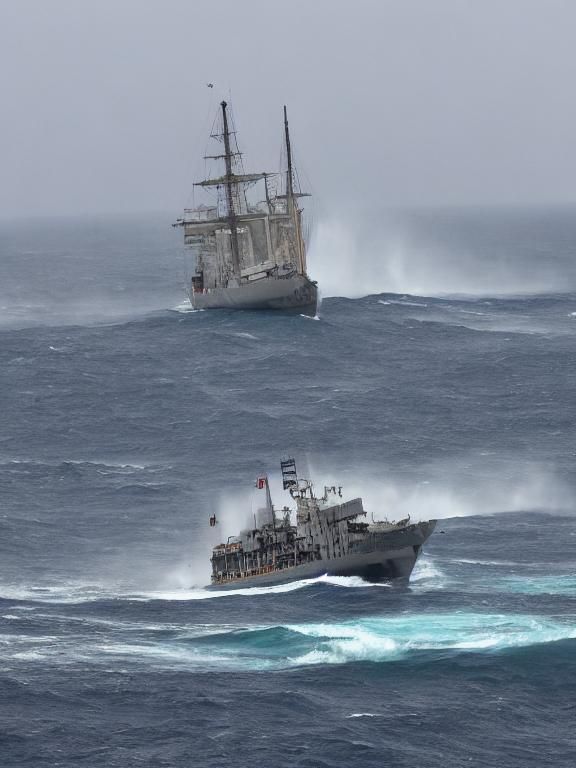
[0,209,575,767]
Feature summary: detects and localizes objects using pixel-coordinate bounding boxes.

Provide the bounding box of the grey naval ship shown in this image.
[174,101,317,315]
[208,459,436,589]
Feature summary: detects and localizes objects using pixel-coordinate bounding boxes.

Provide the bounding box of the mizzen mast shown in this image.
[283,105,306,274]
[284,105,295,212]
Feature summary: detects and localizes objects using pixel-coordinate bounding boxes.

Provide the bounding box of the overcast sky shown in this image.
[1,0,576,218]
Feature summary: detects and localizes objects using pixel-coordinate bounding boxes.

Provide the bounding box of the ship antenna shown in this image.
[221,101,241,279]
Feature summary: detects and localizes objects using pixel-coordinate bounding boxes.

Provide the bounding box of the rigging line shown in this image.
[228,100,251,213]
[185,87,220,209]
[184,87,215,209]
[278,124,286,198]
[299,162,315,197]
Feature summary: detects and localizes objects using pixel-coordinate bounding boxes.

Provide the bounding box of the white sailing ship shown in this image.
[174,101,318,315]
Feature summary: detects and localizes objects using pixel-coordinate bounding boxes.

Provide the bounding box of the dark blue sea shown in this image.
[0,209,575,767]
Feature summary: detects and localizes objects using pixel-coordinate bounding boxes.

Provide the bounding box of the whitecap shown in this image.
[449,557,521,567]
[173,300,204,314]
[379,298,428,308]
[282,613,576,667]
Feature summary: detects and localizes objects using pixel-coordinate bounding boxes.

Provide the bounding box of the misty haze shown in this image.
[1,2,575,768]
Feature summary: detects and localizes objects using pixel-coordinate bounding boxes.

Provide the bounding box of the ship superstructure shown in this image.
[209,459,436,588]
[175,102,317,315]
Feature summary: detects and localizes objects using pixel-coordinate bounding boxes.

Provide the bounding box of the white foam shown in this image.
[450,558,520,567]
[173,300,204,314]
[284,613,576,667]
[0,583,117,604]
[0,573,379,606]
[314,574,388,589]
[410,557,446,587]
[133,578,317,602]
[379,298,428,307]
[133,573,387,601]
[5,612,574,671]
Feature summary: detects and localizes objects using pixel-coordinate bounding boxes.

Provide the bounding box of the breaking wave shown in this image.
[3,612,575,671]
[148,613,576,670]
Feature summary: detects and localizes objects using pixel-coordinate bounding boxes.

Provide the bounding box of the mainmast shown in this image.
[283,106,306,275]
[221,101,241,279]
[189,101,271,281]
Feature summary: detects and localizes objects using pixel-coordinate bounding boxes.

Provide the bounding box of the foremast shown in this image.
[192,100,269,283]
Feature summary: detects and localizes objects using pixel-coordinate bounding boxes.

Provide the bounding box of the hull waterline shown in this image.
[206,520,437,590]
[191,274,317,316]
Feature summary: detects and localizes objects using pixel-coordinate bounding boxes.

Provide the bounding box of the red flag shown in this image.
[256,477,266,489]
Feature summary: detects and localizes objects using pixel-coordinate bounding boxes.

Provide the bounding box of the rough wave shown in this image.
[3,612,574,671]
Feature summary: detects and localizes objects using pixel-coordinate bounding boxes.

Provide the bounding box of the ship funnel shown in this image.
[254,475,274,527]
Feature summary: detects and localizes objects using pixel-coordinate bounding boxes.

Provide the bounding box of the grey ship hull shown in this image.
[191,274,317,316]
[207,520,436,590]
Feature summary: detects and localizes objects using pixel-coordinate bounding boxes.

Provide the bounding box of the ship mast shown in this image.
[221,101,241,279]
[283,106,306,275]
[284,105,295,212]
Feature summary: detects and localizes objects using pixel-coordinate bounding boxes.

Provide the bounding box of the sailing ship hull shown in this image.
[207,520,436,590]
[190,274,318,316]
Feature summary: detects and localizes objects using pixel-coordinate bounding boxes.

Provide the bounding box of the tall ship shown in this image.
[174,101,318,315]
[208,459,436,589]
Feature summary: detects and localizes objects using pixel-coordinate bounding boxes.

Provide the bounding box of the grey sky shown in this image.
[1,0,575,218]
